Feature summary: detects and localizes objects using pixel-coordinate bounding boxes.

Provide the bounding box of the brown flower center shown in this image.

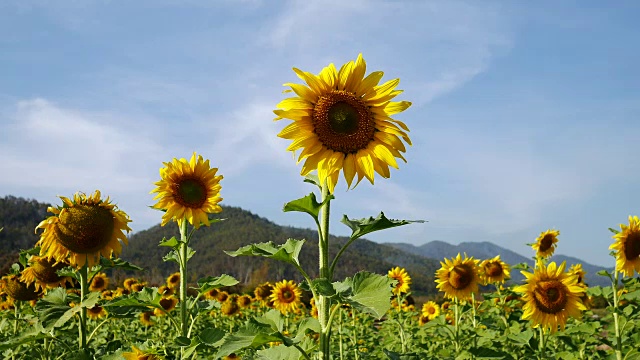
[5,276,41,301]
[221,301,239,315]
[485,262,504,278]
[449,264,473,290]
[533,280,568,314]
[92,276,105,289]
[624,231,640,260]
[427,307,436,314]
[173,177,208,208]
[55,205,115,254]
[312,90,375,154]
[539,234,555,252]
[281,289,294,303]
[87,305,104,315]
[159,297,176,311]
[32,258,65,283]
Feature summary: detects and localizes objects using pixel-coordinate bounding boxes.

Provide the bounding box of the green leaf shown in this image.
[293,317,321,343]
[608,227,620,234]
[468,346,508,359]
[283,192,333,221]
[341,212,424,240]
[0,330,47,351]
[197,274,240,294]
[225,239,305,268]
[98,257,143,271]
[311,278,335,297]
[198,327,226,346]
[383,349,423,360]
[303,173,321,189]
[507,329,533,347]
[215,318,286,357]
[333,272,394,319]
[159,236,180,248]
[175,336,191,347]
[163,249,180,264]
[597,270,613,280]
[256,344,307,360]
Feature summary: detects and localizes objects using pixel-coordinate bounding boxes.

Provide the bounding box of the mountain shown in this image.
[384,241,611,287]
[0,196,439,295]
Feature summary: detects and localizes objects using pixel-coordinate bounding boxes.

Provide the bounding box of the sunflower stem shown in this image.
[396,292,407,353]
[611,270,623,360]
[318,181,332,360]
[179,219,189,340]
[537,327,546,360]
[78,264,88,351]
[471,293,478,354]
[453,298,461,355]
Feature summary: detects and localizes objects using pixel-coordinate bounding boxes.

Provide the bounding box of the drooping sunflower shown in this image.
[158,285,173,296]
[421,301,440,321]
[269,280,302,314]
[531,229,560,259]
[166,272,180,289]
[216,291,229,303]
[89,273,109,292]
[220,300,241,316]
[154,296,179,317]
[151,152,223,229]
[254,283,273,304]
[204,288,219,300]
[514,261,586,333]
[388,267,411,295]
[35,191,132,268]
[274,54,412,193]
[139,311,155,326]
[20,256,73,291]
[123,346,164,360]
[123,278,138,291]
[568,263,587,286]
[435,253,480,301]
[87,305,108,320]
[237,295,252,308]
[479,256,511,285]
[1,275,41,301]
[609,215,640,277]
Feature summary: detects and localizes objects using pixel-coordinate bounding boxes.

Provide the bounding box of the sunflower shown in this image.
[35,191,131,268]
[20,256,73,291]
[274,54,412,193]
[151,152,223,229]
[388,267,411,295]
[609,215,640,277]
[123,346,164,360]
[254,283,273,303]
[166,272,180,289]
[435,253,480,301]
[216,291,229,303]
[123,278,138,291]
[237,295,252,308]
[204,288,219,300]
[220,300,241,316]
[139,311,154,326]
[223,354,240,360]
[514,261,586,333]
[131,283,146,292]
[158,285,173,296]
[1,275,41,301]
[421,301,440,321]
[531,229,560,259]
[568,263,587,286]
[89,273,109,292]
[154,296,179,317]
[87,305,108,320]
[269,280,302,314]
[479,256,511,285]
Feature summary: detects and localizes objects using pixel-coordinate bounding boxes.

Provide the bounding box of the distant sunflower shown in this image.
[131,283,146,292]
[421,301,440,321]
[435,253,480,301]
[254,283,273,304]
[87,305,108,320]
[166,272,180,289]
[139,311,154,326]
[154,296,178,317]
[568,263,587,286]
[270,280,302,314]
[123,278,138,291]
[388,267,411,295]
[2,275,41,301]
[220,300,240,316]
[35,191,131,268]
[157,285,173,296]
[532,229,560,259]
[609,215,640,277]
[204,288,219,300]
[151,152,223,229]
[216,291,229,303]
[123,346,164,360]
[20,256,73,291]
[479,256,511,285]
[89,273,109,292]
[238,295,252,308]
[514,261,585,333]
[274,54,412,193]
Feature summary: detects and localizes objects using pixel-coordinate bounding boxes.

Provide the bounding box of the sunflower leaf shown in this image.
[303,173,322,189]
[98,257,143,271]
[311,278,336,297]
[283,192,333,222]
[225,239,305,268]
[608,227,620,234]
[197,274,239,294]
[332,272,394,319]
[341,212,425,240]
[159,236,180,248]
[215,318,287,358]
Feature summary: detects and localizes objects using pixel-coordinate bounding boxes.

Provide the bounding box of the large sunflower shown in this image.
[514,261,585,333]
[269,280,302,314]
[274,54,412,193]
[609,215,640,277]
[435,253,480,301]
[388,267,411,295]
[479,255,511,285]
[151,152,223,229]
[531,229,560,259]
[35,191,131,268]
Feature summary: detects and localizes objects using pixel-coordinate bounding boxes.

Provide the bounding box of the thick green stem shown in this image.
[318,181,332,360]
[396,293,407,353]
[453,299,461,354]
[179,220,189,339]
[537,327,546,360]
[611,271,623,360]
[78,264,88,350]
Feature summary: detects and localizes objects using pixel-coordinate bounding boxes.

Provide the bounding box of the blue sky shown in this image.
[1,1,638,267]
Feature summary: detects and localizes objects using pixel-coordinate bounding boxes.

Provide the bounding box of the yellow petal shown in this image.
[356,71,384,97]
[345,53,366,93]
[337,60,355,90]
[284,83,318,103]
[343,153,357,188]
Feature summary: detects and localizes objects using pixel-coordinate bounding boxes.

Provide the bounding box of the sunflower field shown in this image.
[1,54,639,360]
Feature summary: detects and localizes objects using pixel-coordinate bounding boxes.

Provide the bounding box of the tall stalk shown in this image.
[318,182,332,360]
[179,219,189,338]
[611,270,622,360]
[78,264,88,351]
